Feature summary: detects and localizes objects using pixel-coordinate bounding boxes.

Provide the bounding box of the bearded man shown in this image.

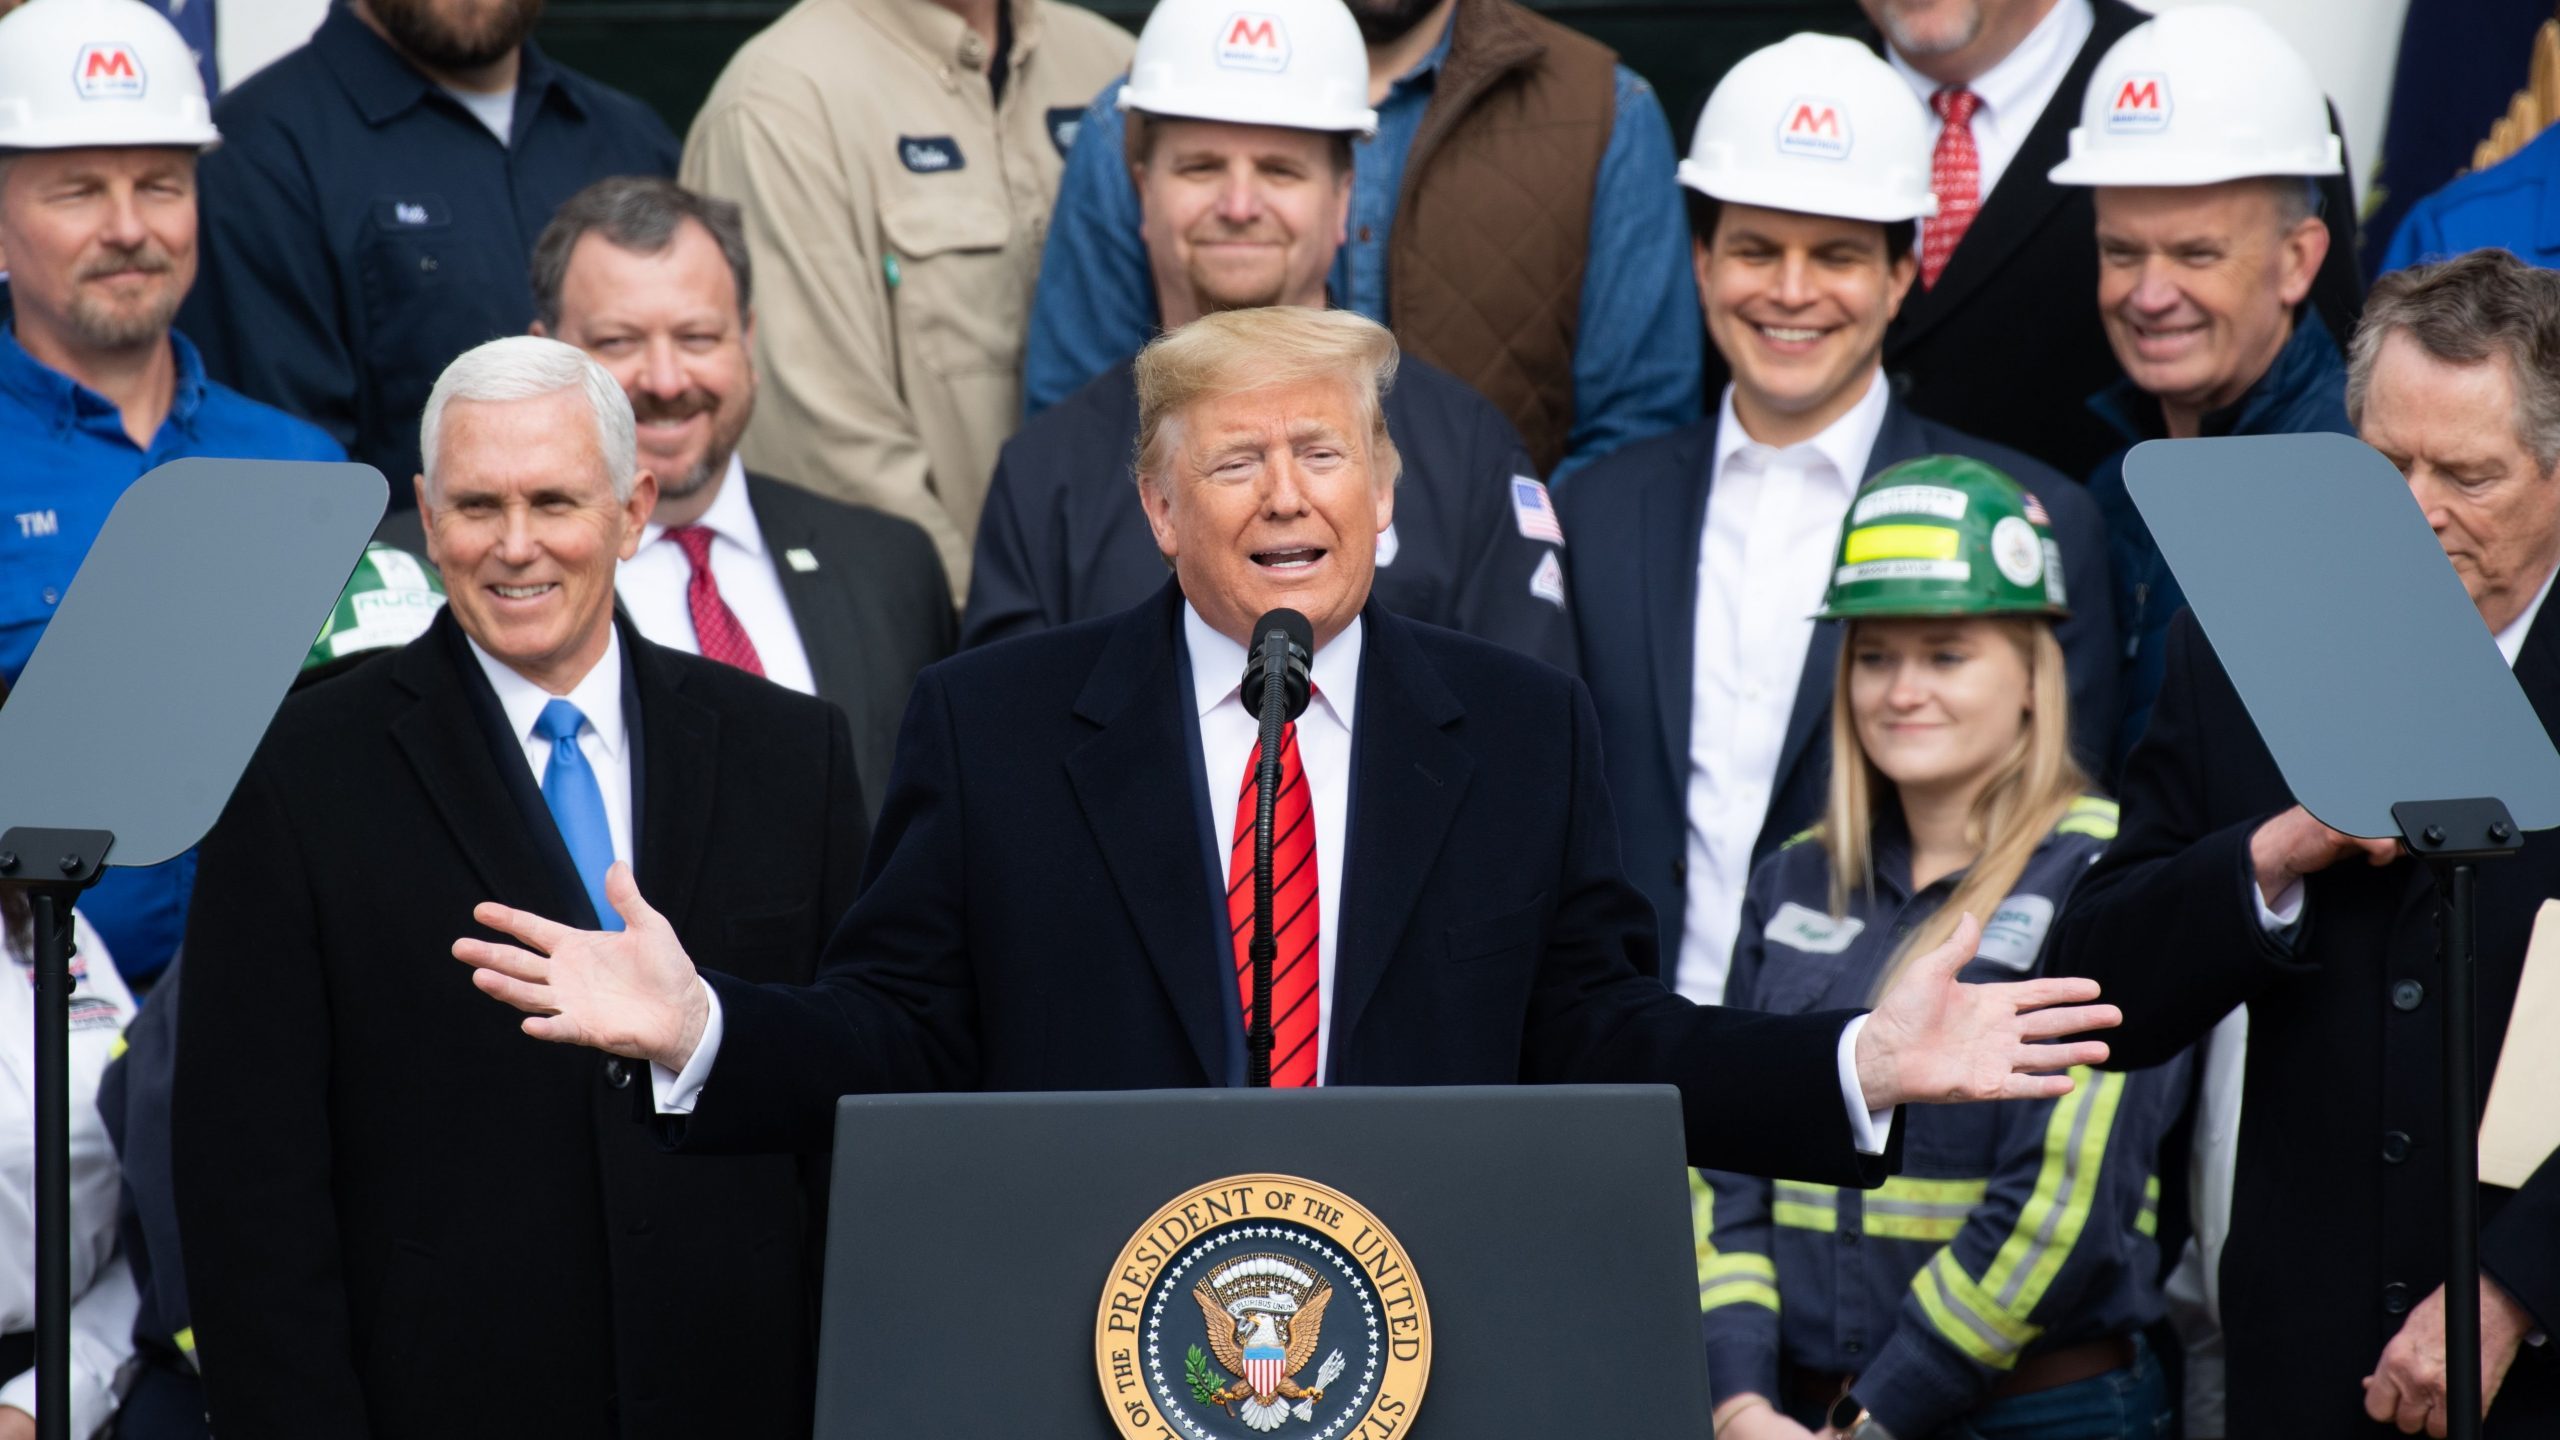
[177,0,679,494]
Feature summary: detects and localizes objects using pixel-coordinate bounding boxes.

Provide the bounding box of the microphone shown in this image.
[1240,609,1313,724]
[1240,609,1312,1087]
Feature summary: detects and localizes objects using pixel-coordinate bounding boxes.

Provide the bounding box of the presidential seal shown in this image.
[1097,1174,1430,1440]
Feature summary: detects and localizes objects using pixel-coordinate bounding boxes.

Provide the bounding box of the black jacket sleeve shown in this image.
[2485,1148,2560,1338]
[2047,612,2316,1069]
[1445,420,1577,673]
[172,764,375,1435]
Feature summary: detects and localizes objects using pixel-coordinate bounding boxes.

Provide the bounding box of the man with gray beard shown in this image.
[1856,0,2364,479]
[0,0,342,986]
[179,0,678,497]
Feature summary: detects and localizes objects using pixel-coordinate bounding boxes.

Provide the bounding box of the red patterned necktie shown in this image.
[665,526,766,677]
[1922,87,1983,289]
[1228,722,1319,1087]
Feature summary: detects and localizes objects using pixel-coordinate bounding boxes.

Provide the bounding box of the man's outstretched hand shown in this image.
[453,862,710,1071]
[1855,912,2118,1110]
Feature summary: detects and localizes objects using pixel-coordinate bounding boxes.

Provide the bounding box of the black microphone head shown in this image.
[1242,608,1315,723]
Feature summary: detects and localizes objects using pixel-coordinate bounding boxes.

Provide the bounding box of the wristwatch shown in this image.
[1826,1395,1897,1440]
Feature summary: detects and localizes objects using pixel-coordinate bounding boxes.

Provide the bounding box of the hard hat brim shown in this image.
[1677,160,1937,223]
[1117,86,1379,141]
[2047,136,2344,188]
[1815,599,2070,622]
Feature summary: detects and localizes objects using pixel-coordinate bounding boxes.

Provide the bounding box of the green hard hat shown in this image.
[305,542,447,670]
[1817,456,2069,621]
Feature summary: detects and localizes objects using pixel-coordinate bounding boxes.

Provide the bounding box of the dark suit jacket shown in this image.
[171,610,869,1439]
[2049,611,2560,1437]
[378,472,953,817]
[671,582,1894,1188]
[1878,0,2366,479]
[1557,395,2118,984]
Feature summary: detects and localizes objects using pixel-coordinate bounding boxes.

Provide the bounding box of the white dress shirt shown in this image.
[1679,373,1890,1005]
[617,455,819,698]
[1887,0,2094,247]
[1184,603,1358,1083]
[0,912,136,1438]
[466,628,635,875]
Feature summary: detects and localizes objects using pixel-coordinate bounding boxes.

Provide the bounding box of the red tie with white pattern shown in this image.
[1922,87,1983,289]
[665,525,766,678]
[1229,722,1318,1087]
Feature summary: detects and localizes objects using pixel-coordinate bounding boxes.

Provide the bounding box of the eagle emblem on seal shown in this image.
[1187,1255,1348,1432]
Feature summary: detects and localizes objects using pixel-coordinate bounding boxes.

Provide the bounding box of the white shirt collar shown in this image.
[466,624,628,760]
[1887,0,2091,121]
[1713,367,1894,497]
[2495,559,2560,667]
[1183,601,1361,738]
[639,453,765,559]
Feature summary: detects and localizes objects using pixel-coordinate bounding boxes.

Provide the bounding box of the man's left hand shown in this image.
[1855,912,2119,1109]
[2363,1272,2535,1436]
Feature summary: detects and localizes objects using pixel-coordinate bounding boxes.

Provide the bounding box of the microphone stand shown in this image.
[1247,635,1289,1088]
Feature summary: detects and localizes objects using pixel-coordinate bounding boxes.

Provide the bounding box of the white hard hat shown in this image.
[0,0,220,152]
[1117,0,1379,139]
[1678,33,1936,225]
[2047,6,2339,187]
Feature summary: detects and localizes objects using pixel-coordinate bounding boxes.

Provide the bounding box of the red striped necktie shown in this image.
[665,525,766,677]
[1922,86,1983,288]
[1228,721,1319,1087]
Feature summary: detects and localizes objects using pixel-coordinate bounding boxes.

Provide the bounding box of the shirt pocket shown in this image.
[354,209,526,449]
[880,195,1018,377]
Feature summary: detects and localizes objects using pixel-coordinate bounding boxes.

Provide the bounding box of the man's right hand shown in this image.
[453,862,711,1071]
[2248,805,2398,906]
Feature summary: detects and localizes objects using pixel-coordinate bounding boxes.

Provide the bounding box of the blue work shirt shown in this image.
[2085,310,2351,766]
[2383,121,2560,273]
[0,321,342,982]
[1021,14,1700,482]
[179,6,678,494]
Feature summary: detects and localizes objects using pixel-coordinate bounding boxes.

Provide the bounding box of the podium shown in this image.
[814,1085,1713,1439]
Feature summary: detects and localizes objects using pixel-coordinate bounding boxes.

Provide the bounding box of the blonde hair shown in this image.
[1818,618,2086,999]
[1130,307,1404,493]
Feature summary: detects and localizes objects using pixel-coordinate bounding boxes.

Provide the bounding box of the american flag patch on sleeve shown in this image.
[1511,477,1566,545]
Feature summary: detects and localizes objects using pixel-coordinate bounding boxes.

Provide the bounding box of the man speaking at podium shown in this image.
[458,307,2119,1184]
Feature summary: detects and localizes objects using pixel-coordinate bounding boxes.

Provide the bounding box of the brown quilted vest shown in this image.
[1388,0,1618,474]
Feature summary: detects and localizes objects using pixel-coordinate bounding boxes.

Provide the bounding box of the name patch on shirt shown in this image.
[1766,901,1865,955]
[1046,106,1085,158]
[15,509,60,539]
[1974,894,2055,972]
[898,135,966,173]
[373,195,452,230]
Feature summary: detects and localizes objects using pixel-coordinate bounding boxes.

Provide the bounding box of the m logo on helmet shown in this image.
[74,43,148,100]
[1217,12,1291,73]
[2106,74,2171,133]
[1775,98,1852,160]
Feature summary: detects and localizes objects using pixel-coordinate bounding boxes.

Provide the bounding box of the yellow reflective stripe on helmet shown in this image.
[1774,1180,1838,1232]
[1698,1252,1781,1313]
[1859,1175,1989,1242]
[1844,524,1962,565]
[2135,1174,2160,1238]
[1980,1067,2128,1318]
[1913,1250,2042,1370]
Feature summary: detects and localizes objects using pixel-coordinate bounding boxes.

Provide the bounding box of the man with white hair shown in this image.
[170,335,871,1438]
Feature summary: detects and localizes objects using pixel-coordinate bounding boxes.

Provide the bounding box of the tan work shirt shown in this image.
[684,0,1133,598]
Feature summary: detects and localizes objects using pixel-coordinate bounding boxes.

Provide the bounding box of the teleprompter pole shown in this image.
[1,828,114,1440]
[2394,798,2520,1440]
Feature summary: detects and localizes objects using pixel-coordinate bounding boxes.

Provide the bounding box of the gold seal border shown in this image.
[1094,1172,1433,1440]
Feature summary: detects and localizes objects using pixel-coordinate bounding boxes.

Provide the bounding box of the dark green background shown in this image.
[532,0,1870,143]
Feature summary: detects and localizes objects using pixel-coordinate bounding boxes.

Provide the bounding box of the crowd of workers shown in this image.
[1,0,2557,1435]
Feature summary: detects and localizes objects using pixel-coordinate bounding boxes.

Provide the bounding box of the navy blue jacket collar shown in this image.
[315,3,584,131]
[2089,308,2347,447]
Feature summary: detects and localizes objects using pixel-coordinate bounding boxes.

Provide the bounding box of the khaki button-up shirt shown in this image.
[684,0,1133,598]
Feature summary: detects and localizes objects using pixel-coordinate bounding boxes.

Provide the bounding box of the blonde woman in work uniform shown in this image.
[1701,457,2188,1440]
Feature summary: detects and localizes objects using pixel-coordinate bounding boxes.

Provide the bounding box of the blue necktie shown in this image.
[535,699,623,932]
